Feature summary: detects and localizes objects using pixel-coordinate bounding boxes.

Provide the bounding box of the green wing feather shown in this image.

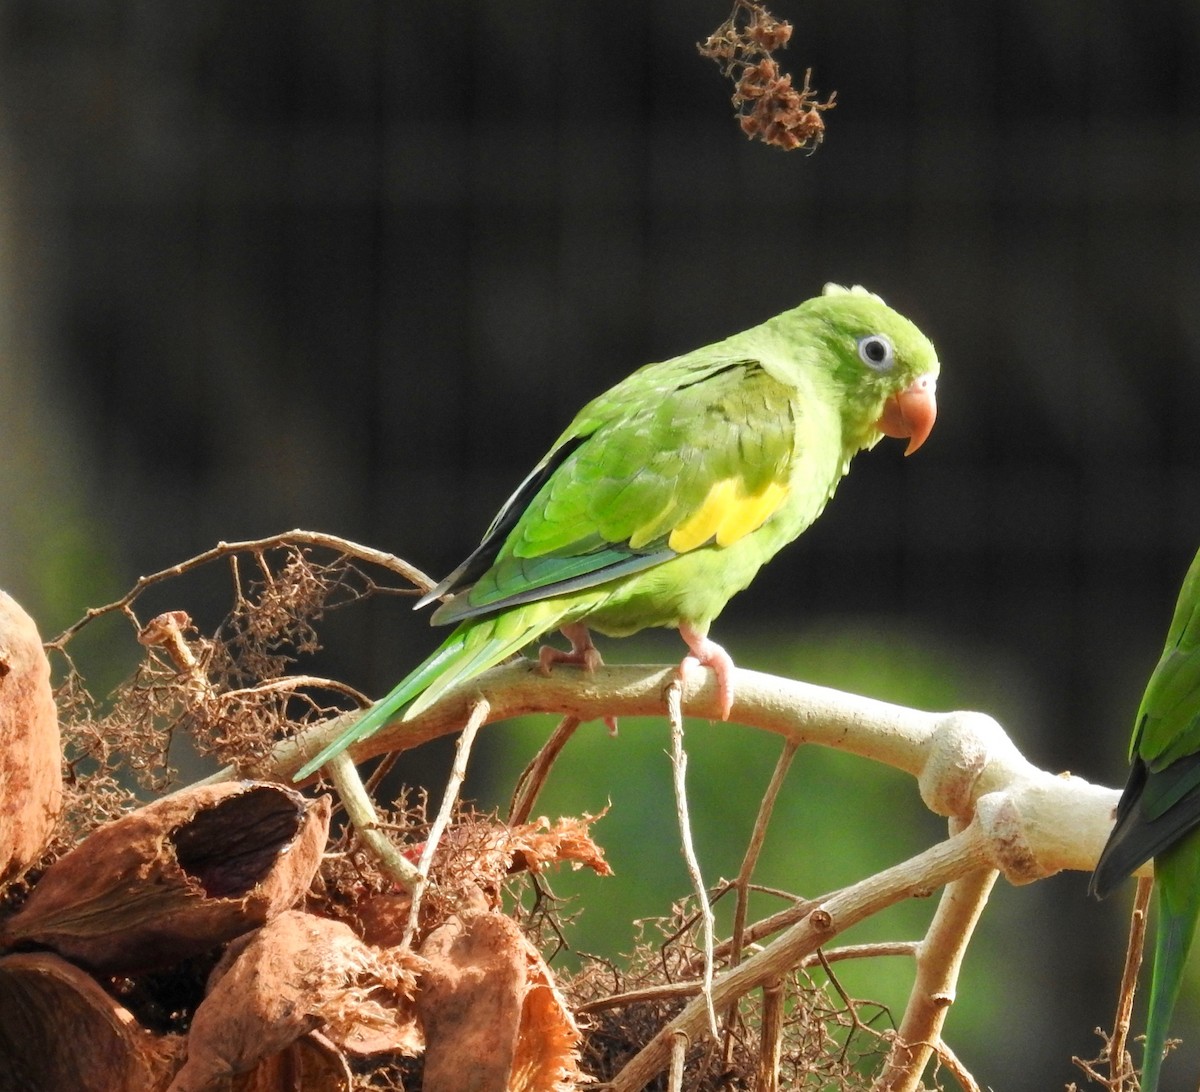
[1140,833,1200,1092]
[294,596,581,778]
[1135,552,1200,770]
[1093,550,1200,892]
[1090,548,1200,1092]
[432,357,798,624]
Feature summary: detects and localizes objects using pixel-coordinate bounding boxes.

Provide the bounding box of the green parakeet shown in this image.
[1092,546,1200,1091]
[295,284,940,779]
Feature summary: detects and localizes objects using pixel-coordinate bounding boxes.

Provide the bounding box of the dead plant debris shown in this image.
[0,532,966,1089]
[699,0,836,151]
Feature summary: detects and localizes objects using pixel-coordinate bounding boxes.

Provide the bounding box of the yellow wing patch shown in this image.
[667,479,789,553]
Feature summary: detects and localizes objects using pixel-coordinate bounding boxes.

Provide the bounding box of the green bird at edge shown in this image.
[295,284,940,780]
[1092,546,1200,1091]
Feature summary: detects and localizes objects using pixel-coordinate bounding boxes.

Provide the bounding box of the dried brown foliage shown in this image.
[1,534,611,1090]
[567,894,915,1091]
[0,531,971,1089]
[699,0,836,151]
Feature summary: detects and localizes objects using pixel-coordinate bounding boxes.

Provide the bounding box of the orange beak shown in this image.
[876,374,938,456]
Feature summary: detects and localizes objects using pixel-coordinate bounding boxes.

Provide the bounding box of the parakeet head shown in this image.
[788,284,940,456]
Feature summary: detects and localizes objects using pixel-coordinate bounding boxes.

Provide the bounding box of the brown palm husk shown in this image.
[167,909,422,1091]
[418,909,582,1092]
[0,950,182,1092]
[228,1032,352,1092]
[2,782,330,972]
[0,590,62,886]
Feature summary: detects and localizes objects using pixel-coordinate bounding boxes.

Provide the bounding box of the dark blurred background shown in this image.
[1,1,1198,1086]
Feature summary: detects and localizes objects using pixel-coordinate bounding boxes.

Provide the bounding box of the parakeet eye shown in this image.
[857,334,895,371]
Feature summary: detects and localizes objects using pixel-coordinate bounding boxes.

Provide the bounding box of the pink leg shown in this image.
[538,624,617,734]
[677,622,735,720]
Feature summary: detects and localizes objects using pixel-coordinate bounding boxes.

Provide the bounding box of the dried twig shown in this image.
[575,940,920,1015]
[666,674,719,1041]
[1111,877,1154,1087]
[722,738,798,1067]
[325,752,422,891]
[608,824,993,1091]
[508,715,583,826]
[668,1029,688,1092]
[47,529,434,649]
[1073,875,1153,1090]
[873,818,999,1091]
[756,975,785,1092]
[404,698,489,947]
[730,740,799,964]
[932,1036,984,1092]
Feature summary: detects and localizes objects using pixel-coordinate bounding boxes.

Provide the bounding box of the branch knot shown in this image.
[917,711,1022,820]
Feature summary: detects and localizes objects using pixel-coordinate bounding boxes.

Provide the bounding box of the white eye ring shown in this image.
[857,334,895,371]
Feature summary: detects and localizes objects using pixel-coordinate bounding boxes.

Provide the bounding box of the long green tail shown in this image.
[1142,835,1200,1092]
[294,601,571,780]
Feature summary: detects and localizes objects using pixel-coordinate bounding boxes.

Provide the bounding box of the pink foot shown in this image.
[537,623,604,674]
[537,624,618,735]
[677,622,735,719]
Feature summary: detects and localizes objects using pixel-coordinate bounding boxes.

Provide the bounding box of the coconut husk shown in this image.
[227,1032,350,1092]
[418,910,582,1092]
[2,782,330,972]
[0,950,182,1092]
[0,590,62,887]
[167,910,423,1091]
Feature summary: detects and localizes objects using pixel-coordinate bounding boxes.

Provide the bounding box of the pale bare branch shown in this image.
[872,816,998,1092]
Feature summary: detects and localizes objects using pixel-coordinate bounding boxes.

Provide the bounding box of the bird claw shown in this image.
[536,623,604,676]
[677,624,735,719]
[537,643,601,675]
[535,624,618,734]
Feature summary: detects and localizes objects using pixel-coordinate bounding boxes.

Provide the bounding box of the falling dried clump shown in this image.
[699,0,835,151]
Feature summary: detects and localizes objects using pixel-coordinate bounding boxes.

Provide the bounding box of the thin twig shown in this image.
[47,529,435,648]
[817,946,869,1063]
[403,698,489,947]
[575,940,920,1014]
[723,739,799,1065]
[668,1030,688,1092]
[666,674,719,1041]
[508,714,583,825]
[729,740,800,962]
[931,1036,983,1092]
[709,896,824,958]
[609,823,992,1091]
[221,675,369,704]
[324,751,422,890]
[1109,876,1153,1088]
[756,976,784,1092]
[872,818,999,1092]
